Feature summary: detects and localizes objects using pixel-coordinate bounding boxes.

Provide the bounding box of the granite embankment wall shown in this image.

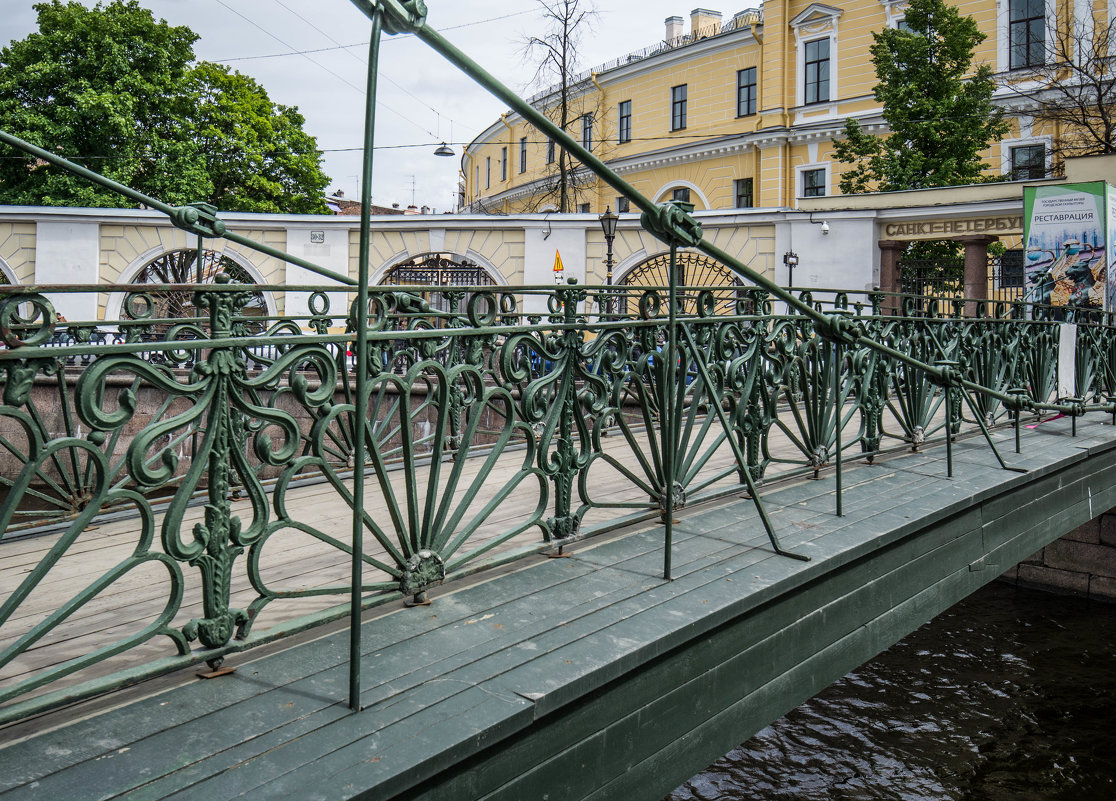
[1002,507,1116,601]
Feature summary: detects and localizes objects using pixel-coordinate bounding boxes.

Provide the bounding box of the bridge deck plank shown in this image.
[2,416,1115,801]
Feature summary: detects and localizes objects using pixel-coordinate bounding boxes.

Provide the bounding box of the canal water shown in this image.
[667,581,1116,800]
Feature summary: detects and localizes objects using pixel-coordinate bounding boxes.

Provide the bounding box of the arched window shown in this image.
[379,253,496,313]
[618,251,745,315]
[126,249,268,323]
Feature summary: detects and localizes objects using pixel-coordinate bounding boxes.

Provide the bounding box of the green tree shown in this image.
[0,1,329,213]
[832,0,1008,193]
[187,63,328,214]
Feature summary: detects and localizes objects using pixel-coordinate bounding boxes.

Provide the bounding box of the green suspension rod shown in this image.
[0,129,356,287]
[348,6,385,712]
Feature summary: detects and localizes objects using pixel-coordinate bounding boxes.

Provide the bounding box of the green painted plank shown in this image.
[376,508,990,801]
[582,563,995,801]
[245,503,988,800]
[5,416,1114,801]
[70,521,747,799]
[0,557,600,792]
[143,533,769,800]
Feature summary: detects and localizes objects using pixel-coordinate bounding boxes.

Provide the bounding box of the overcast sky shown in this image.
[3,0,704,213]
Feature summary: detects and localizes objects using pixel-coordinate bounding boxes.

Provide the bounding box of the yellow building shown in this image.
[461,0,1103,215]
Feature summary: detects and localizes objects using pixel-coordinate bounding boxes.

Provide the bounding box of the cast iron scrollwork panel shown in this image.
[76,276,332,649]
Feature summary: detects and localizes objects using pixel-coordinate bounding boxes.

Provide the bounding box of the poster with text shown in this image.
[1023,182,1108,310]
[1108,185,1116,313]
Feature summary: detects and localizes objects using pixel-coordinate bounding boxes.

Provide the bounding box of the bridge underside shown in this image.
[4,416,1115,801]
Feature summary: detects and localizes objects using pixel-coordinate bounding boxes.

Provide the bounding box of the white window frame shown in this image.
[879,0,908,27]
[790,4,843,113]
[1111,0,1116,56]
[795,162,832,203]
[1000,135,1053,178]
[618,100,632,144]
[996,0,1057,73]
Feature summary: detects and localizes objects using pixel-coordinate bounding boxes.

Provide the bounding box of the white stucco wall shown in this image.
[784,214,879,292]
[284,224,350,323]
[523,220,588,315]
[35,221,100,321]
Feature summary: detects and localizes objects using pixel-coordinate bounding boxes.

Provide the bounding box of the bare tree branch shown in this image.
[1003,13,1116,167]
[520,0,598,213]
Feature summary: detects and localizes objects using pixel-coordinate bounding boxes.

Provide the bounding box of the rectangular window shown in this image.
[475,165,480,190]
[1010,143,1046,179]
[618,100,631,144]
[616,196,630,213]
[671,84,687,130]
[500,146,507,181]
[578,202,591,213]
[581,114,593,151]
[736,67,757,117]
[804,38,830,104]
[734,177,754,208]
[802,168,826,197]
[999,249,1025,287]
[1010,0,1045,69]
[672,187,691,204]
[485,157,490,188]
[546,137,555,164]
[519,137,527,173]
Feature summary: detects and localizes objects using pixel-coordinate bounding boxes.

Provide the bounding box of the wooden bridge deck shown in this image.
[2,415,1115,801]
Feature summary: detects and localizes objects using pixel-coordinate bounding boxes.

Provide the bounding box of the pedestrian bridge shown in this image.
[2,273,1115,799]
[3,1,1116,794]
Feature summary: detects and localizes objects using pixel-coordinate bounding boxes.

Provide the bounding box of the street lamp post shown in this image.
[783,251,799,288]
[598,206,619,315]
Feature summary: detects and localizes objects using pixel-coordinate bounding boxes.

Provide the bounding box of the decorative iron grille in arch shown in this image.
[379,253,496,312]
[618,250,745,314]
[126,248,269,322]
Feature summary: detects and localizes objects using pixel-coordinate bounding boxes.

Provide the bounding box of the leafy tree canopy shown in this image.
[832,0,1008,193]
[0,1,330,213]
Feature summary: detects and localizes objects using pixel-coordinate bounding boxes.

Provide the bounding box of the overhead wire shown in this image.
[210,0,435,139]
[215,8,539,62]
[267,0,445,135]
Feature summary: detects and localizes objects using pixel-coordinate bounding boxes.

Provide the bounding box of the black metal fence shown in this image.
[899,250,1025,303]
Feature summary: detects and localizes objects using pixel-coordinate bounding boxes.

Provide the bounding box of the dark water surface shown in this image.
[667,582,1116,801]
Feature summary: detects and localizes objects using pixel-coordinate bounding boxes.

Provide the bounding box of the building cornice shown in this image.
[0,205,517,231]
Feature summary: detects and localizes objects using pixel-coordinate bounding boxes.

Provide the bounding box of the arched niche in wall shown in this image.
[615,250,746,315]
[652,181,711,211]
[106,246,277,323]
[375,252,502,313]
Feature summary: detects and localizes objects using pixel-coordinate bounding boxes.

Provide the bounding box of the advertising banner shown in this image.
[1023,182,1109,310]
[1109,185,1116,312]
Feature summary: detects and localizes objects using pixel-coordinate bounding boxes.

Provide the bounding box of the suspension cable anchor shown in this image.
[640,200,702,248]
[170,202,226,238]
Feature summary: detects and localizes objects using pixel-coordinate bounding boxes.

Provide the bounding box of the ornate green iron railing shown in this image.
[2,0,1116,723]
